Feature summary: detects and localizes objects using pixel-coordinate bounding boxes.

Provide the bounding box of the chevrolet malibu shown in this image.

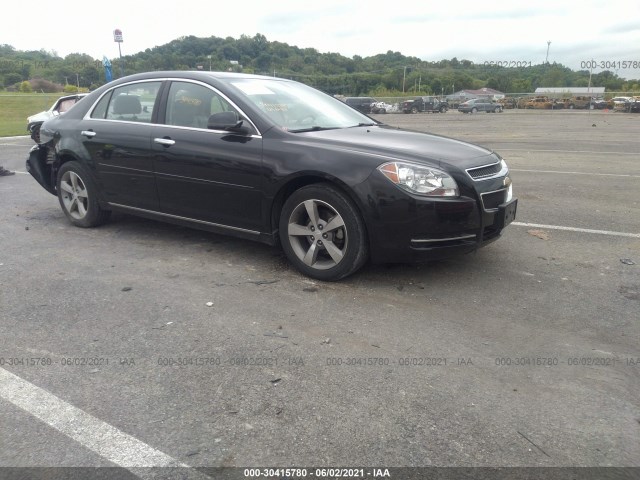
[27,71,517,281]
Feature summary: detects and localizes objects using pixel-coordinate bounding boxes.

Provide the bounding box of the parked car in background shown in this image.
[592,98,614,109]
[402,96,449,113]
[27,93,88,144]
[26,71,517,281]
[523,97,553,109]
[371,101,396,114]
[344,96,376,114]
[458,98,503,113]
[612,97,633,112]
[498,98,518,109]
[561,96,593,109]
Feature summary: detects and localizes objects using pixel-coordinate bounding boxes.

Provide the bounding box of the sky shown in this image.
[4,0,640,79]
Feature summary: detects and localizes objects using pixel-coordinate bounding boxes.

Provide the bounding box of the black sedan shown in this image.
[27,71,517,281]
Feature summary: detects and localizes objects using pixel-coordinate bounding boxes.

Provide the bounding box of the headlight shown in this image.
[500,159,513,202]
[378,161,459,197]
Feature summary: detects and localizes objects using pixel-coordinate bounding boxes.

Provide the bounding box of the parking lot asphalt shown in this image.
[0,110,638,474]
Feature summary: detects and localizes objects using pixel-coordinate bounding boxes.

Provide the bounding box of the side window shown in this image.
[91,92,112,119]
[103,82,161,123]
[166,81,237,129]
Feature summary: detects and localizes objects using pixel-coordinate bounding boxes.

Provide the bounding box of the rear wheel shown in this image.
[57,161,111,228]
[279,184,368,281]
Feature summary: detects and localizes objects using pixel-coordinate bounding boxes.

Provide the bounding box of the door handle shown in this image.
[154,138,175,147]
[81,130,96,138]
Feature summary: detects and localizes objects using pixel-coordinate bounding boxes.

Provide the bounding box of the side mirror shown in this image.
[207,111,247,133]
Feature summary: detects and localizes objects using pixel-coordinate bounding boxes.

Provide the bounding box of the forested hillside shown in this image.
[2,34,638,95]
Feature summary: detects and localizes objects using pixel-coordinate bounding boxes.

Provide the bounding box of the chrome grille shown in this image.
[467,162,502,180]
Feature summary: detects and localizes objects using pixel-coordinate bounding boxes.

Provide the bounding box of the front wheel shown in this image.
[57,161,111,228]
[279,184,368,281]
[471,107,477,114]
[411,107,419,114]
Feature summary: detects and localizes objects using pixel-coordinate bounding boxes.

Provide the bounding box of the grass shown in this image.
[0,92,64,137]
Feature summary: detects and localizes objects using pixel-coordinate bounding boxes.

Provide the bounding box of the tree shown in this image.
[3,72,22,87]
[19,80,32,92]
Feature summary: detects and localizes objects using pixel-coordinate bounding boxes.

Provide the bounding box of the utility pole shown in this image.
[402,66,408,93]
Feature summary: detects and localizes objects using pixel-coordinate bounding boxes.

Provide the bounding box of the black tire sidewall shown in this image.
[279,184,368,281]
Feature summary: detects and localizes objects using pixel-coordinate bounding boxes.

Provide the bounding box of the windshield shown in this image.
[230,78,375,132]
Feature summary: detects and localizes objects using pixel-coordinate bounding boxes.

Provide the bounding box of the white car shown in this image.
[27,93,88,143]
[371,101,398,114]
[611,96,632,112]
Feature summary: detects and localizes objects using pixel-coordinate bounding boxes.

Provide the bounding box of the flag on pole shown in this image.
[102,56,113,83]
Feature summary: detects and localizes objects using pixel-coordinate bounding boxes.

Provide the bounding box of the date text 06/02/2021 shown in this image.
[243,468,391,478]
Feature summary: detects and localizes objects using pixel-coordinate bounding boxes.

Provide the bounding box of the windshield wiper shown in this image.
[289,126,340,133]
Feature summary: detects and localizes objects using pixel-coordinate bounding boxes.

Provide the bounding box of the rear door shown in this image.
[82,80,163,210]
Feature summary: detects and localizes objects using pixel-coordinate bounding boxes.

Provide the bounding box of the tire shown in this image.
[411,106,419,114]
[30,124,42,144]
[495,107,502,113]
[57,161,111,228]
[568,104,574,109]
[379,108,386,114]
[279,183,368,281]
[471,107,477,114]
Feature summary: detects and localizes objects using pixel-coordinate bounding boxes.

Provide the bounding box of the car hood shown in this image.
[298,125,496,169]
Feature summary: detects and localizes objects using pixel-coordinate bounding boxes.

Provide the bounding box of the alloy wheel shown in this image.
[60,171,89,220]
[286,199,348,270]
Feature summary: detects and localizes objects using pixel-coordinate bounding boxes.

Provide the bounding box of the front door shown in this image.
[151,80,263,232]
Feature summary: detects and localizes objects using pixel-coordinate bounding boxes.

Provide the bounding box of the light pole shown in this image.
[207,55,212,71]
[545,41,551,64]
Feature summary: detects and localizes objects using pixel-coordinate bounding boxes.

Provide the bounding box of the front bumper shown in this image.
[354,175,517,264]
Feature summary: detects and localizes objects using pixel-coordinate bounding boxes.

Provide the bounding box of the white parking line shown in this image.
[511,169,640,178]
[512,222,640,238]
[0,368,211,479]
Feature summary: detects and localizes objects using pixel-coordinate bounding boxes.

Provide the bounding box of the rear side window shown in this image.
[91,82,161,122]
